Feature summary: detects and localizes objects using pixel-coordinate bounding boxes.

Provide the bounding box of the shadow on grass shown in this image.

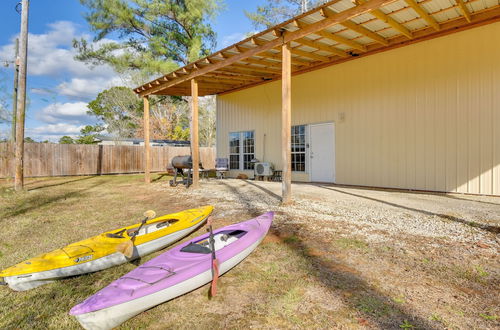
[242,180,281,201]
[218,181,266,218]
[27,176,98,191]
[1,180,105,219]
[152,173,169,183]
[220,181,438,329]
[274,224,437,329]
[319,185,500,234]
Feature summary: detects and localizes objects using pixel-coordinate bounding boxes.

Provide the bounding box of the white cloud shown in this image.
[0,21,132,139]
[57,76,124,100]
[27,123,85,141]
[36,102,90,124]
[29,123,84,135]
[0,21,117,80]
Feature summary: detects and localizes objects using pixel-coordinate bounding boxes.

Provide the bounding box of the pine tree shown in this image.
[75,0,223,75]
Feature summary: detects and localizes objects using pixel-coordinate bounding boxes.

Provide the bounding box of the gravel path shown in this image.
[161,179,500,249]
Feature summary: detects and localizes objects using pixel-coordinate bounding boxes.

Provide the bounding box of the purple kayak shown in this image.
[70,212,273,330]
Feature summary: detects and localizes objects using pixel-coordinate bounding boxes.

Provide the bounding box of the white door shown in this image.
[310,123,335,183]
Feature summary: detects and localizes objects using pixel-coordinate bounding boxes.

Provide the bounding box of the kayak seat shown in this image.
[180,230,248,254]
[125,219,180,237]
[156,219,178,229]
[180,242,212,254]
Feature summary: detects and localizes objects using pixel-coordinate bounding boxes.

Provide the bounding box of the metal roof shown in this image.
[134,0,500,97]
[95,136,190,145]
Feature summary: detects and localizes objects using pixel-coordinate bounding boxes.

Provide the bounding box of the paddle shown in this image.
[116,210,156,258]
[207,216,219,297]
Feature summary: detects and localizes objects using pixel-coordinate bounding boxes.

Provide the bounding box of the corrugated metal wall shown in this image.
[216,22,500,195]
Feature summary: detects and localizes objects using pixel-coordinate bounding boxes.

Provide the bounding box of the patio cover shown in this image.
[134,0,500,201]
[134,0,500,97]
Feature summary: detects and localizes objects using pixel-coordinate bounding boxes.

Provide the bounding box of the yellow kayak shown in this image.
[0,206,213,291]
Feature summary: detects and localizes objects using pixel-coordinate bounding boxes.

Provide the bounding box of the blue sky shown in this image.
[0,0,265,141]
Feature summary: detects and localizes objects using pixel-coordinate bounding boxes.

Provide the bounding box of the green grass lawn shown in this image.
[0,175,332,329]
[0,175,498,329]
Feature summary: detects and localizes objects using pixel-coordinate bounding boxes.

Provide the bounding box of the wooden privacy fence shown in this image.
[0,143,215,178]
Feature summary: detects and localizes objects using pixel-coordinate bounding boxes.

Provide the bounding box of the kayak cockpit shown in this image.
[181,230,247,254]
[105,219,179,239]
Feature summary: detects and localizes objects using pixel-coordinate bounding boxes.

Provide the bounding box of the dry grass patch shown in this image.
[0,176,499,329]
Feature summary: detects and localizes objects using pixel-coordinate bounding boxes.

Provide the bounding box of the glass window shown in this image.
[291,125,306,172]
[229,131,254,170]
[229,133,240,170]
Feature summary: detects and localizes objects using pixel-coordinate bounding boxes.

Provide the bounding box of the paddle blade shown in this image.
[143,210,156,219]
[210,259,219,298]
[116,240,134,258]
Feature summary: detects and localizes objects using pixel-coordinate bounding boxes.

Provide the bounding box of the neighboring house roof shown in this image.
[134,0,500,97]
[95,136,190,145]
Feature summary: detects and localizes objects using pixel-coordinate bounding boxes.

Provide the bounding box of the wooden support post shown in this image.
[143,96,151,183]
[281,43,292,204]
[191,79,200,188]
[14,0,29,191]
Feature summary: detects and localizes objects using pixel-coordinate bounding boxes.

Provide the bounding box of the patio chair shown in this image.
[215,158,229,179]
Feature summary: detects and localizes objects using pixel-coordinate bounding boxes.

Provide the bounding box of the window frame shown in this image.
[228,130,255,170]
[291,124,308,173]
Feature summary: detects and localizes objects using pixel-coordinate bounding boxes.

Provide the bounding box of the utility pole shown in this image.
[14,0,29,191]
[11,38,19,142]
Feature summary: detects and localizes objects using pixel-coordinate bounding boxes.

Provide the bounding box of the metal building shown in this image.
[135,0,500,198]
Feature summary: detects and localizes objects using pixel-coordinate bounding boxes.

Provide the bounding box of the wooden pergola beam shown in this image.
[250,38,326,66]
[197,75,257,85]
[208,54,284,75]
[294,20,368,52]
[240,56,301,69]
[356,0,413,38]
[229,63,281,74]
[204,72,263,82]
[321,7,389,45]
[294,37,349,57]
[456,0,472,22]
[290,47,331,62]
[253,49,313,65]
[196,58,275,80]
[216,67,275,78]
[235,46,302,69]
[339,20,389,45]
[404,0,441,30]
[155,89,224,96]
[235,46,306,69]
[195,79,242,88]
